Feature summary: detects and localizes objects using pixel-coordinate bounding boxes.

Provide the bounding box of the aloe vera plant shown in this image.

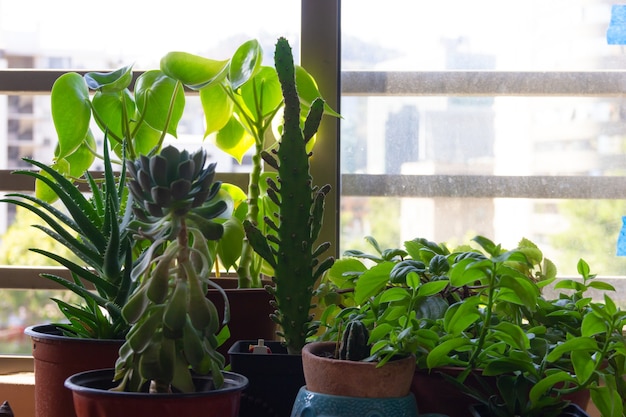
[0,140,135,339]
[243,37,334,354]
[113,145,231,393]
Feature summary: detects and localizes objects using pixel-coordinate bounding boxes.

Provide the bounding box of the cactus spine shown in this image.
[243,37,334,354]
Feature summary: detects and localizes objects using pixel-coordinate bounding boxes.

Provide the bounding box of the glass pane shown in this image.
[341,196,626,278]
[342,0,626,71]
[341,95,626,176]
[0,0,301,69]
[0,0,301,354]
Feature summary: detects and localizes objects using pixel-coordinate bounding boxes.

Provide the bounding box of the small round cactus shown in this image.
[339,320,370,361]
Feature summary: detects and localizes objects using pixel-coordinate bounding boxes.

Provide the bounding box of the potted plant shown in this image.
[322,235,626,417]
[49,38,338,354]
[160,39,340,290]
[222,36,334,417]
[64,145,248,417]
[1,140,135,417]
[295,261,427,416]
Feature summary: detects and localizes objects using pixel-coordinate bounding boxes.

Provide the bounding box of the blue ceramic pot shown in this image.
[290,386,419,417]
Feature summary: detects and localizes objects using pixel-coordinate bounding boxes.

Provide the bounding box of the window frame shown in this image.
[2,0,626,368]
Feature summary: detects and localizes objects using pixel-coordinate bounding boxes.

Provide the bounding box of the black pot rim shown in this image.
[64,368,249,398]
[24,324,123,343]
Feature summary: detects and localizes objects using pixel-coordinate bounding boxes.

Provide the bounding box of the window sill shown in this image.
[0,371,34,417]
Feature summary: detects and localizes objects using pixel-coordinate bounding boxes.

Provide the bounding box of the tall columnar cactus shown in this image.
[243,37,334,354]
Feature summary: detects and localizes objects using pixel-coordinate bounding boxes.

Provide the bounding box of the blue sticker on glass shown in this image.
[607,5,626,44]
[617,216,626,256]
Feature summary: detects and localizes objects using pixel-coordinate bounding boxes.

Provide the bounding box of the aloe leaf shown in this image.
[36,252,117,296]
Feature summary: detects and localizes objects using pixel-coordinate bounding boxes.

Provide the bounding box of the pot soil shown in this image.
[301,341,416,398]
[64,368,248,417]
[24,324,123,417]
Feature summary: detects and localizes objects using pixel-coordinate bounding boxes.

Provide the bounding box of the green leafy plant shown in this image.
[161,40,339,289]
[50,39,338,291]
[242,37,335,354]
[113,145,231,393]
[322,234,626,416]
[0,140,135,339]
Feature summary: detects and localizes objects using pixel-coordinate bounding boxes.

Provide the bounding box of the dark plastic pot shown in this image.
[64,368,248,417]
[228,340,304,417]
[24,324,123,417]
[206,278,276,360]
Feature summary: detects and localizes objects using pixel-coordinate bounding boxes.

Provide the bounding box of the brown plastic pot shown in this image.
[301,341,416,398]
[24,324,123,417]
[411,367,590,417]
[64,368,248,417]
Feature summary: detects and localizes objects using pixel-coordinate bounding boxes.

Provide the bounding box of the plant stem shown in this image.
[468,263,496,370]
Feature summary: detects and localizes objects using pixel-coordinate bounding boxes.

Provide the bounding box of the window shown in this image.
[340,0,626,283]
[1,0,626,360]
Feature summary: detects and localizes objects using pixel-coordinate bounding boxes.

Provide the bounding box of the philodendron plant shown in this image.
[161,40,340,289]
[49,39,338,290]
[113,145,231,393]
[243,37,335,354]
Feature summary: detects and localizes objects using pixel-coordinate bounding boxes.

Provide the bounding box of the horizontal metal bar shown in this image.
[340,174,626,199]
[0,266,72,290]
[0,170,250,192]
[2,70,626,96]
[4,170,625,199]
[341,71,626,96]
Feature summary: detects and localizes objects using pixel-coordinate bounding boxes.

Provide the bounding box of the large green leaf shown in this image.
[295,65,340,117]
[580,311,608,337]
[134,70,185,138]
[325,258,366,288]
[214,116,254,163]
[229,39,263,90]
[200,84,233,136]
[92,89,135,141]
[84,64,133,93]
[426,337,472,369]
[354,261,394,305]
[160,51,229,90]
[217,218,244,271]
[443,297,481,335]
[64,129,96,177]
[240,67,282,123]
[51,72,91,159]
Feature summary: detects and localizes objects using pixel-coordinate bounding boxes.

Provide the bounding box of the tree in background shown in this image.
[551,199,626,277]
[0,206,81,354]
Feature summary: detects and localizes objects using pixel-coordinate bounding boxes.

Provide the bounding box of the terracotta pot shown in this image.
[24,324,123,417]
[411,367,590,417]
[301,341,416,398]
[207,278,276,359]
[65,368,248,417]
